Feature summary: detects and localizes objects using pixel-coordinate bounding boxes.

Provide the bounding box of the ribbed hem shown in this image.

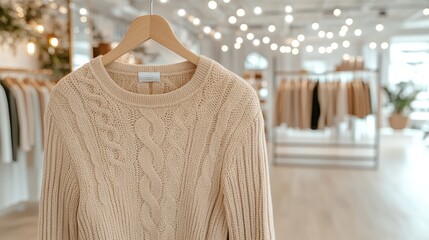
[89,55,213,107]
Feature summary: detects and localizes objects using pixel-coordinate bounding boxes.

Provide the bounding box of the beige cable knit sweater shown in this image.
[38,56,275,240]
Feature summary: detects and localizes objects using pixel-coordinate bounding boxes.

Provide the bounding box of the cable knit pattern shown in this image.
[38,55,275,240]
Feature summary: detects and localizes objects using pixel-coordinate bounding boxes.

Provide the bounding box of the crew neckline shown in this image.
[89,55,212,107]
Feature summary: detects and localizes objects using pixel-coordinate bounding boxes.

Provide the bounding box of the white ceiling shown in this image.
[89,0,429,47]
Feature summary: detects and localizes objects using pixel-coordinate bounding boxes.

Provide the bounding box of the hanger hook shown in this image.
[150,0,154,15]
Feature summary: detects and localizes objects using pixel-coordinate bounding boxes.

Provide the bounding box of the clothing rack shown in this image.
[271,61,381,170]
[0,67,53,76]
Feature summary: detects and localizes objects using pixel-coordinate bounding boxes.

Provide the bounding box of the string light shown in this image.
[247,32,255,40]
[228,16,237,24]
[326,46,333,53]
[254,6,262,15]
[79,8,87,15]
[214,32,222,39]
[354,29,362,36]
[312,22,320,30]
[268,25,276,33]
[159,0,168,3]
[27,42,36,55]
[36,25,44,33]
[223,0,230,3]
[208,1,217,9]
[203,26,212,34]
[285,14,294,23]
[240,24,248,31]
[331,42,339,49]
[177,9,186,17]
[318,31,326,38]
[237,8,246,17]
[342,40,351,48]
[270,43,278,51]
[376,24,384,31]
[221,45,229,52]
[236,37,244,44]
[346,18,353,25]
[369,42,377,49]
[297,34,305,42]
[424,8,429,15]
[333,8,341,16]
[306,45,314,53]
[343,54,350,60]
[285,46,292,53]
[285,5,293,13]
[292,48,299,55]
[234,43,241,49]
[80,16,87,23]
[326,32,334,39]
[319,46,326,54]
[291,39,300,47]
[381,42,389,49]
[193,18,201,25]
[253,39,261,46]
[49,37,59,47]
[263,36,271,44]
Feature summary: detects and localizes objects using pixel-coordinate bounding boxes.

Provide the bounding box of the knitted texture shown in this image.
[38,56,275,240]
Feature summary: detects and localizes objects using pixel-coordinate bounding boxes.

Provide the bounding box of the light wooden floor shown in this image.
[1,133,429,240]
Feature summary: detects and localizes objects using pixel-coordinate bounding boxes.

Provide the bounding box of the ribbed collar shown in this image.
[89,55,213,107]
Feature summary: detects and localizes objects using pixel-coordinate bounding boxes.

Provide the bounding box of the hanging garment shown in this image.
[20,83,36,147]
[39,56,275,240]
[335,82,349,124]
[300,79,309,129]
[311,81,321,130]
[9,83,31,152]
[318,81,328,129]
[0,84,13,163]
[306,80,316,129]
[1,81,20,161]
[347,81,354,116]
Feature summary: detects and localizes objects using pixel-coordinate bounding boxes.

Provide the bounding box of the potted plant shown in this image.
[383,82,421,130]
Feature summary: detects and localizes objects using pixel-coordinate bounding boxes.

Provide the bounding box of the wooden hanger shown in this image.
[101,0,200,66]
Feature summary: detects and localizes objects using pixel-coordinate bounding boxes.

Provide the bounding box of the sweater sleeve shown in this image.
[38,107,79,240]
[223,111,275,240]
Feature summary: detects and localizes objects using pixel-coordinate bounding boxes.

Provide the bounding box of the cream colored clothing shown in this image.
[0,84,13,163]
[9,84,31,151]
[38,56,275,240]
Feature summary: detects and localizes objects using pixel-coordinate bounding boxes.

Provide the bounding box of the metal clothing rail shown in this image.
[0,67,53,76]
[271,58,381,170]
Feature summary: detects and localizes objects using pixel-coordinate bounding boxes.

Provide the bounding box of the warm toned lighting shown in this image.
[234,42,241,49]
[247,32,255,40]
[49,37,59,47]
[318,31,326,38]
[326,46,333,53]
[326,32,334,39]
[236,37,244,44]
[319,46,326,54]
[221,45,229,52]
[331,42,339,49]
[343,54,350,60]
[424,8,429,15]
[268,25,276,33]
[240,24,248,31]
[306,45,314,53]
[369,42,377,49]
[376,24,384,31]
[297,34,305,42]
[27,42,36,55]
[36,25,44,33]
